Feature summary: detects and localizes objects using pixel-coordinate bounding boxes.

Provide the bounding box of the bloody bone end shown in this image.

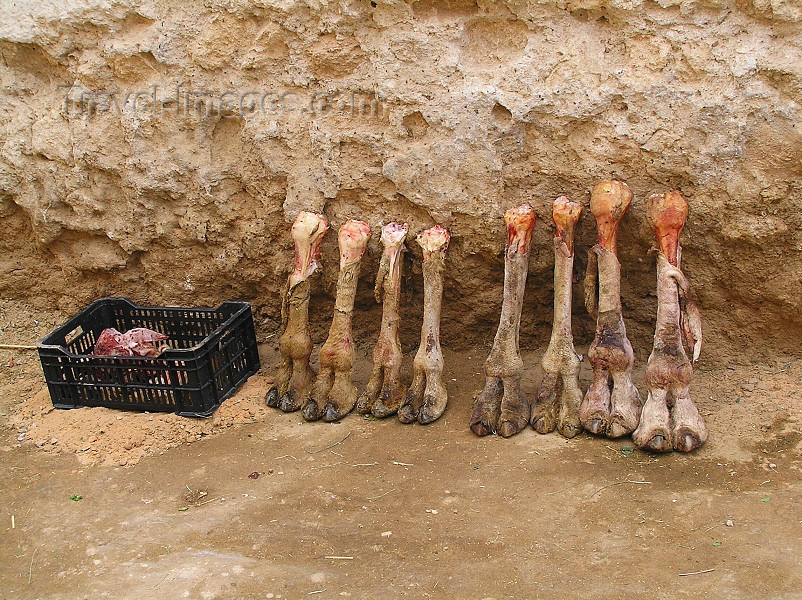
[290,211,329,286]
[504,204,537,254]
[552,196,583,255]
[381,221,409,249]
[590,180,632,255]
[417,225,450,261]
[338,220,371,267]
[646,191,688,266]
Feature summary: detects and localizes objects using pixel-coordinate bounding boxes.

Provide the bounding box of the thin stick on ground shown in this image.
[679,568,715,577]
[367,489,395,501]
[307,432,351,454]
[0,344,37,350]
[28,548,37,585]
[323,556,354,560]
[589,480,652,499]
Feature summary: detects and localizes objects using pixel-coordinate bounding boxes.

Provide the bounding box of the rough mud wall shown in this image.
[1,0,800,364]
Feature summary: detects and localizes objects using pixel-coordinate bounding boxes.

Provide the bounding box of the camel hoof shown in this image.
[265,387,279,408]
[302,400,319,421]
[608,418,633,438]
[499,420,525,438]
[470,419,493,437]
[584,417,608,436]
[278,391,300,413]
[398,404,417,424]
[559,422,583,439]
[674,430,703,453]
[531,416,555,435]
[371,402,395,419]
[322,403,344,423]
[644,434,672,453]
[417,407,442,425]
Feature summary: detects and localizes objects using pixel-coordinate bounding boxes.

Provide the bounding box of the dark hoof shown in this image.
[644,434,672,453]
[608,419,630,439]
[322,403,344,423]
[470,419,493,437]
[265,387,279,408]
[398,404,417,424]
[531,417,555,435]
[499,420,524,438]
[559,422,583,439]
[584,418,608,436]
[674,430,702,453]
[278,391,300,413]
[302,400,320,421]
[354,396,371,415]
[371,402,396,419]
[417,407,442,425]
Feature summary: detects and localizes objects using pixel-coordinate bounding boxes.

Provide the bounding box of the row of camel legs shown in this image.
[266,180,707,453]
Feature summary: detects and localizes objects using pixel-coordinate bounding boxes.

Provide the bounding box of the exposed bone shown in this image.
[356,222,409,418]
[531,197,583,438]
[399,225,450,425]
[266,211,329,412]
[470,205,536,438]
[302,220,371,422]
[633,190,706,453]
[581,180,642,438]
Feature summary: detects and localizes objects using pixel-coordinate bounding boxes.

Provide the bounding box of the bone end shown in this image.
[290,211,330,284]
[417,225,450,261]
[504,204,537,254]
[380,221,409,248]
[338,220,371,267]
[590,180,632,255]
[646,190,688,266]
[552,196,583,255]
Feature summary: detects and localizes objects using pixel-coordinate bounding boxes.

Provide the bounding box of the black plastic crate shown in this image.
[37,298,261,417]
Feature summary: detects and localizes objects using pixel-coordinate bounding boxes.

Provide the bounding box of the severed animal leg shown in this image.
[399,225,450,425]
[633,191,706,453]
[581,180,642,438]
[470,205,537,438]
[356,222,409,418]
[266,211,329,412]
[531,197,584,439]
[303,221,371,422]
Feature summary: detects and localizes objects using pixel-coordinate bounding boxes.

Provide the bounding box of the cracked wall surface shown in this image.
[1,0,800,363]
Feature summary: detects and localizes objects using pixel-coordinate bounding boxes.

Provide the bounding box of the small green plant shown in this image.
[70,495,82,501]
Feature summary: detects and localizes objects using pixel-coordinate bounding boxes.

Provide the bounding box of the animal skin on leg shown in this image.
[581,180,642,438]
[470,205,536,438]
[531,197,584,439]
[303,220,371,422]
[266,211,329,413]
[399,225,450,425]
[632,191,706,453]
[356,222,409,419]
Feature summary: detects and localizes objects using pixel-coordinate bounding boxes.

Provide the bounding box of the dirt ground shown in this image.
[1,302,802,600]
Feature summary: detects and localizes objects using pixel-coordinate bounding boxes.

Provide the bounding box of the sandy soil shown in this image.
[1,303,802,599]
